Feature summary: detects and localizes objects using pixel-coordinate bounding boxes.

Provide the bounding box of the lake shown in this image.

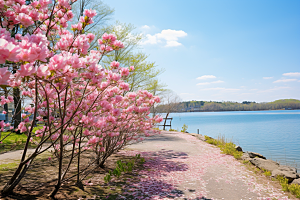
[160,110,300,170]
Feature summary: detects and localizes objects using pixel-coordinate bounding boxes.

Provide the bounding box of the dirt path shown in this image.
[0,149,38,165]
[0,131,293,200]
[119,131,291,200]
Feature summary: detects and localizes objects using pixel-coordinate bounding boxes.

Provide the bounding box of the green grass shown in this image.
[0,131,28,145]
[262,168,272,176]
[277,176,300,198]
[0,162,19,171]
[204,135,242,159]
[0,126,43,153]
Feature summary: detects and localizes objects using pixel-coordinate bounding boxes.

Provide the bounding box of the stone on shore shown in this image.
[235,145,243,152]
[291,178,300,185]
[241,153,251,161]
[250,157,279,172]
[271,166,298,183]
[247,152,266,159]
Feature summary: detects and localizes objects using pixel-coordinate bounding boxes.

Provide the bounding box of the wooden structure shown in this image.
[158,117,173,130]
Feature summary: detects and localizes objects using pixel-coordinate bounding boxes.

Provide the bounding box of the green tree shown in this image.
[100,22,166,93]
[72,1,167,95]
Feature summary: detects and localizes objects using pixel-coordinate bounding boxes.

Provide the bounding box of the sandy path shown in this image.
[119,131,290,200]
[0,149,39,165]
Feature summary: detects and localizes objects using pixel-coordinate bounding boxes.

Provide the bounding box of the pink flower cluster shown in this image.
[0,0,162,196]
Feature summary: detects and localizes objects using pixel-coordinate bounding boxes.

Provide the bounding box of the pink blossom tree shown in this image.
[0,0,163,198]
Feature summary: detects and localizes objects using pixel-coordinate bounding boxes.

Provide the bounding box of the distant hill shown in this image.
[155,99,300,113]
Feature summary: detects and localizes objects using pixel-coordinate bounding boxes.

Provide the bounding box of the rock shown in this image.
[250,157,279,172]
[247,151,266,159]
[197,135,206,141]
[291,178,300,185]
[235,145,243,152]
[271,166,298,183]
[241,153,251,161]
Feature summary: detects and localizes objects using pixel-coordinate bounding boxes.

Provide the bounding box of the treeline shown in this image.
[155,99,300,112]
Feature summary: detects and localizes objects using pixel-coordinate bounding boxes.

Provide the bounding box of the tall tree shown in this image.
[73,1,167,94]
[100,22,166,93]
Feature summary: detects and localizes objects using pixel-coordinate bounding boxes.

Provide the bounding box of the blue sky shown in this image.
[104,0,300,102]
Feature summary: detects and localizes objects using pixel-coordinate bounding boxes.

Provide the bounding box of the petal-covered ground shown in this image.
[118,131,291,200]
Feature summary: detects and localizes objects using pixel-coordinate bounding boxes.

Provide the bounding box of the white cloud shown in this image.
[273,79,298,83]
[141,25,150,29]
[141,29,187,47]
[239,93,254,96]
[258,86,290,93]
[263,77,273,79]
[196,80,224,86]
[269,86,290,90]
[156,29,187,41]
[143,34,159,45]
[196,82,210,86]
[200,87,240,92]
[283,72,300,77]
[165,40,182,47]
[212,80,224,84]
[196,75,216,80]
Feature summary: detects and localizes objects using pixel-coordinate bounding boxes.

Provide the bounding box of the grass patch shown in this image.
[277,176,300,198]
[0,131,28,145]
[0,162,18,171]
[262,168,272,176]
[0,131,29,154]
[169,128,177,132]
[0,151,147,199]
[104,154,145,183]
[204,135,243,159]
[242,160,250,164]
[0,126,44,154]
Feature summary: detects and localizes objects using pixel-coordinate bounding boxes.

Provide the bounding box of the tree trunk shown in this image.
[1,161,31,196]
[99,159,105,168]
[163,112,169,130]
[49,125,64,198]
[77,130,82,184]
[3,88,9,123]
[13,87,21,133]
[49,185,60,199]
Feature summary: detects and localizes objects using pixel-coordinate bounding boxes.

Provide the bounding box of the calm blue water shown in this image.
[160,110,300,169]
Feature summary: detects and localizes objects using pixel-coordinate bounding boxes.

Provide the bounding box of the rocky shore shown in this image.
[191,133,300,186]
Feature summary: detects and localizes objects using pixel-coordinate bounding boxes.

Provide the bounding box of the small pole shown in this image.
[197,129,199,134]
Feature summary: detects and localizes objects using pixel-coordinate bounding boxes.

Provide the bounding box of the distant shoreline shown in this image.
[154,99,300,114]
[163,108,300,114]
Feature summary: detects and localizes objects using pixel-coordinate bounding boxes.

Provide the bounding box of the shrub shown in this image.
[204,135,242,159]
[276,176,300,198]
[0,0,162,197]
[288,183,300,198]
[104,154,144,183]
[262,168,272,176]
[181,124,188,132]
[219,142,243,159]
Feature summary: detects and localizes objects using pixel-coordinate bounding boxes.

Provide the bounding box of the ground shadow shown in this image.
[142,133,185,142]
[115,149,212,199]
[0,149,211,199]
